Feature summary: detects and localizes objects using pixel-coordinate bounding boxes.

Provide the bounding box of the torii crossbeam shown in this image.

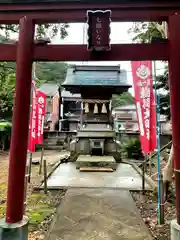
[0,1,180,23]
[0,43,168,61]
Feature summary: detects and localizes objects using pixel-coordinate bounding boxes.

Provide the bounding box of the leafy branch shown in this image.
[129,22,170,119]
[0,23,69,40]
[0,22,69,119]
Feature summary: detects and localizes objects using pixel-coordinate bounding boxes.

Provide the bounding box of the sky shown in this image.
[53,22,166,95]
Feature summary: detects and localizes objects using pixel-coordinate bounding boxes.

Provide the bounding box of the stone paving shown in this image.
[45,188,152,240]
[30,150,69,165]
[46,162,151,190]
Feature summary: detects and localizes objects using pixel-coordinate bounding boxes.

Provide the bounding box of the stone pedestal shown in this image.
[0,216,28,240]
[171,219,180,240]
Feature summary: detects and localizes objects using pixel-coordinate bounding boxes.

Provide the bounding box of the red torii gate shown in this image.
[1,1,180,238]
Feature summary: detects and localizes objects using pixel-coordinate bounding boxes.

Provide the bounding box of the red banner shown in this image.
[28,79,36,152]
[131,61,156,153]
[36,91,46,144]
[28,63,46,152]
[150,90,157,152]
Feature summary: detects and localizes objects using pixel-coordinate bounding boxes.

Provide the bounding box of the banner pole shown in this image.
[28,152,32,183]
[142,153,148,195]
[39,147,44,175]
[154,61,164,224]
[149,152,152,176]
[142,153,145,195]
[157,91,164,224]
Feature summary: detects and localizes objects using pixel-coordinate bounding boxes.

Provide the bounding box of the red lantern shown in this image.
[87,10,111,51]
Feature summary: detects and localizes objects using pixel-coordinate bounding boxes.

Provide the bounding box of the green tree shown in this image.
[0,61,67,119]
[129,22,170,119]
[0,63,16,119]
[111,92,134,108]
[128,22,166,43]
[155,67,170,119]
[0,20,69,119]
[36,62,68,85]
[0,23,69,40]
[2,61,68,86]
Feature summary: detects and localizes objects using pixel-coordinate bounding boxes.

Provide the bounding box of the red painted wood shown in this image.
[0,2,179,23]
[34,43,168,61]
[6,17,35,224]
[0,43,168,61]
[0,44,16,61]
[169,15,180,225]
[0,9,178,23]
[0,2,179,11]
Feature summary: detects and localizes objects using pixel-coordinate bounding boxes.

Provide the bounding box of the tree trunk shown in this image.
[162,144,174,200]
[163,144,174,182]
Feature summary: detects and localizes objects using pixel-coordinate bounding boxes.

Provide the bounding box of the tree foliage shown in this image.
[155,67,170,119]
[0,61,67,119]
[129,22,170,119]
[0,23,69,40]
[0,63,16,119]
[35,23,69,39]
[111,92,134,108]
[128,22,166,43]
[0,22,69,119]
[36,62,68,84]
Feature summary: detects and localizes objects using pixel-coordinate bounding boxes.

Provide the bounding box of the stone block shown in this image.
[76,155,117,170]
[171,219,180,240]
[0,216,28,240]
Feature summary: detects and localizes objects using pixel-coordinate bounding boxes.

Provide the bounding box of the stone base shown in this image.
[0,216,28,240]
[70,152,79,162]
[111,152,121,163]
[171,219,180,240]
[76,155,117,170]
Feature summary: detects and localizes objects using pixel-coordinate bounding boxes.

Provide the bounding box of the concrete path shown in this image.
[30,150,69,165]
[46,188,152,240]
[46,162,151,190]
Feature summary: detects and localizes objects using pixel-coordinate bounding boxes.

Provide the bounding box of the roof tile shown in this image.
[62,65,130,87]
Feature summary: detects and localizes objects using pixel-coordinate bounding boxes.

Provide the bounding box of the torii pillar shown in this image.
[0,17,34,239]
[169,15,180,240]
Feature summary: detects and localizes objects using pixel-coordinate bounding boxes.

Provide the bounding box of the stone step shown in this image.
[44,137,66,140]
[43,146,62,150]
[76,155,117,170]
[43,140,65,145]
[79,167,114,172]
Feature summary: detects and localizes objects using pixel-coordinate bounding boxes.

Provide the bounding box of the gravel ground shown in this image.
[0,150,68,240]
[131,148,176,240]
[130,147,179,240]
[28,190,66,240]
[132,191,176,240]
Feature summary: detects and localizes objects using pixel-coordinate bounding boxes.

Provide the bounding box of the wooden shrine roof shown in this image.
[62,65,131,92]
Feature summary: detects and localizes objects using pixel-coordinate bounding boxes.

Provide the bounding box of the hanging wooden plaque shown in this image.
[87,10,111,51]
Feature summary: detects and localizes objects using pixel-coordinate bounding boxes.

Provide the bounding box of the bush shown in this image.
[0,122,11,151]
[122,138,143,160]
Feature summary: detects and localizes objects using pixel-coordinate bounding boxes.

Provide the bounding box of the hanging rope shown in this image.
[77,99,110,104]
